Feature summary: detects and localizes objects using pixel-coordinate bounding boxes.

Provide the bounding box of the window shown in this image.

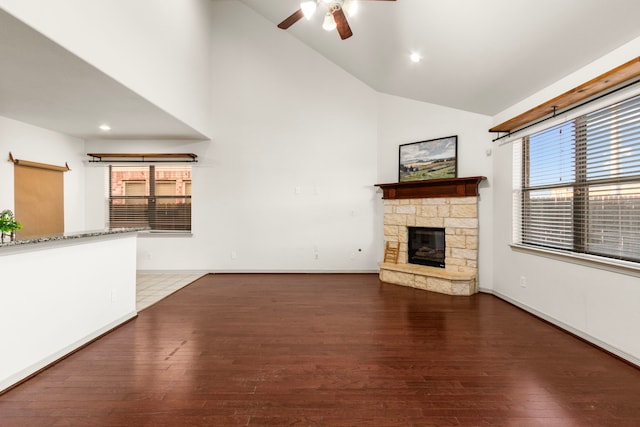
[109,165,191,231]
[514,93,640,263]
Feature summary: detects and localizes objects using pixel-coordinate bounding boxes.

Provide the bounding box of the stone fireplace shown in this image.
[376,177,484,296]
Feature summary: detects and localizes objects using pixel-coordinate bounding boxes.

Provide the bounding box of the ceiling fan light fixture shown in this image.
[343,0,358,17]
[322,12,337,31]
[300,0,317,20]
[278,0,394,40]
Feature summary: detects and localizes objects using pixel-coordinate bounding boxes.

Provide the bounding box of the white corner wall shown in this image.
[0,0,213,138]
[0,115,86,233]
[87,0,379,272]
[491,36,640,364]
[376,94,494,289]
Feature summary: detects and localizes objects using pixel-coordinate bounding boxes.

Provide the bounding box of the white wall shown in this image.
[0,234,137,392]
[0,0,213,138]
[493,35,640,127]
[376,94,494,288]
[84,1,497,276]
[491,36,640,364]
[0,115,86,233]
[87,0,380,272]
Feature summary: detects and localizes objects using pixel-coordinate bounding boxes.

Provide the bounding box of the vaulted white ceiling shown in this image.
[239,0,640,115]
[2,1,640,140]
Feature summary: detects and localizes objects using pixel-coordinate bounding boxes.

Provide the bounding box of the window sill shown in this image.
[137,230,193,238]
[510,244,640,278]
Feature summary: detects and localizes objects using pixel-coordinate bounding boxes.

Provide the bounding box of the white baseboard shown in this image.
[208,269,380,274]
[482,289,640,367]
[137,269,380,274]
[136,269,211,275]
[0,311,137,393]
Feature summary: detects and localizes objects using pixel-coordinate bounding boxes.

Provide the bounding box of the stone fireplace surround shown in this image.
[376,177,485,296]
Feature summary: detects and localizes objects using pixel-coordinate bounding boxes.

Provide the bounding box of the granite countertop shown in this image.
[0,228,146,248]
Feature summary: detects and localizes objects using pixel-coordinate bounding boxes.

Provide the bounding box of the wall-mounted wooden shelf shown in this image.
[87,153,197,163]
[375,176,485,200]
[490,57,640,134]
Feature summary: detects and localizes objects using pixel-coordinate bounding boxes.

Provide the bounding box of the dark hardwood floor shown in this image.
[2,273,640,426]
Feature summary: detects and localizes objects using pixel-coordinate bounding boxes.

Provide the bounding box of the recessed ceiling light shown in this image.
[99,124,111,131]
[410,52,422,63]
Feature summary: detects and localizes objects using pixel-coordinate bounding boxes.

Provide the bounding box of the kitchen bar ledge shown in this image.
[0,229,140,393]
[0,227,146,252]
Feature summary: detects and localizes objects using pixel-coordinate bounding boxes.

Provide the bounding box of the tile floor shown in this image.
[136,272,206,311]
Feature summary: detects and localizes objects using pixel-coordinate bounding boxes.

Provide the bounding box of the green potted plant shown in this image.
[0,209,22,243]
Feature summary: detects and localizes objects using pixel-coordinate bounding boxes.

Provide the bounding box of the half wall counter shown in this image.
[0,229,141,392]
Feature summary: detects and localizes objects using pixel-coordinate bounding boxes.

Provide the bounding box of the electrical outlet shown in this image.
[520,276,527,287]
[111,289,118,302]
[231,250,237,259]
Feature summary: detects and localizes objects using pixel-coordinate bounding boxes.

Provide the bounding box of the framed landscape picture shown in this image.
[399,135,458,182]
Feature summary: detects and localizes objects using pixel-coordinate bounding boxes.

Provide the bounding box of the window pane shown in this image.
[110,199,149,228]
[522,188,574,250]
[111,167,148,197]
[110,167,149,228]
[152,166,191,231]
[584,96,640,180]
[585,183,640,262]
[528,122,575,187]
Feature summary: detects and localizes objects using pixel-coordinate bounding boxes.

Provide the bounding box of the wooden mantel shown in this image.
[375,176,485,200]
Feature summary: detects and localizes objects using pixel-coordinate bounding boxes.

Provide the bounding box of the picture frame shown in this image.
[398,135,458,182]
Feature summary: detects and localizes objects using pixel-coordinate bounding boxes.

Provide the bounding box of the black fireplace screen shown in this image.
[408,227,445,268]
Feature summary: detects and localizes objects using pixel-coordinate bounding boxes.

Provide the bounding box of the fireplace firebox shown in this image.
[408,227,445,268]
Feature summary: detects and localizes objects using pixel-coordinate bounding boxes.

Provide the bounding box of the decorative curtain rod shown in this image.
[491,77,640,142]
[86,153,198,163]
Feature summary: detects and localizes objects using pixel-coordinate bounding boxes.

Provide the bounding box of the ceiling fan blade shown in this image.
[277,9,304,29]
[332,8,353,40]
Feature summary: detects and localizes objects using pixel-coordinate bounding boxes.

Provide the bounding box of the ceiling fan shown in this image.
[277,0,396,40]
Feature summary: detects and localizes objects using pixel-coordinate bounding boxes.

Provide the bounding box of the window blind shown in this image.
[108,165,191,231]
[515,93,640,263]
